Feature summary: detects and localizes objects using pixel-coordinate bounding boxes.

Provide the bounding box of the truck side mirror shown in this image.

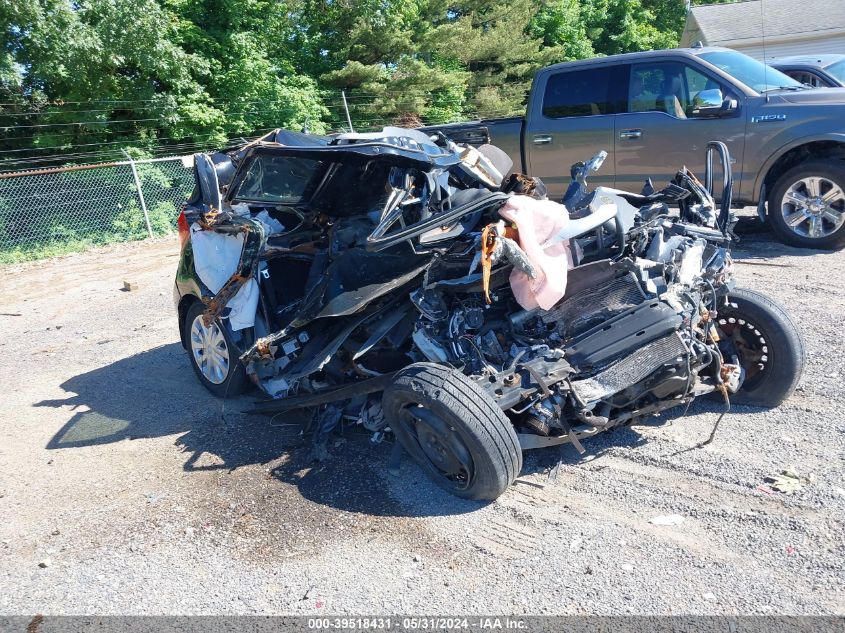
[691,89,737,117]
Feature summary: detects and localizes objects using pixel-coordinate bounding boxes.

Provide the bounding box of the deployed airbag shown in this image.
[190,224,259,330]
[498,196,574,311]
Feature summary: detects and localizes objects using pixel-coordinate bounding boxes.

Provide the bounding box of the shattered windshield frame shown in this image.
[230,152,326,205]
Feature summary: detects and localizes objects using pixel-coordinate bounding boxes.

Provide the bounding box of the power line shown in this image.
[0,94,527,145]
[0,84,530,116]
[0,96,524,168]
[0,132,276,167]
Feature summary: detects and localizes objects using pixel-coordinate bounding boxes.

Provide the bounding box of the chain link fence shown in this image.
[0,156,194,264]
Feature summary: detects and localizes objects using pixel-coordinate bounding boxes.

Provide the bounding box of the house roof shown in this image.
[685,0,845,45]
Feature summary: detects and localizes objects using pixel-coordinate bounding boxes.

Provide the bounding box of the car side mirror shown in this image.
[691,89,737,117]
[194,153,222,212]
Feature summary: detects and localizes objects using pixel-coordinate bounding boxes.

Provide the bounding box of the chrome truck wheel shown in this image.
[769,160,845,249]
[780,176,845,239]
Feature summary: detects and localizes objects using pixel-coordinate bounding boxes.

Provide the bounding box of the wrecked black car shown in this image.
[173,127,805,500]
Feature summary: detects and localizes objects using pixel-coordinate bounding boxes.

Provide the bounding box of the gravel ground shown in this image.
[0,223,843,616]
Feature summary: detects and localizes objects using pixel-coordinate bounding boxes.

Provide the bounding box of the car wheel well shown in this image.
[764,141,845,195]
[178,294,201,349]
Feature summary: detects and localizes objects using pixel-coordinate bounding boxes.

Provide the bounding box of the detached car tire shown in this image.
[184,300,248,398]
[769,160,845,249]
[718,288,804,407]
[383,363,522,500]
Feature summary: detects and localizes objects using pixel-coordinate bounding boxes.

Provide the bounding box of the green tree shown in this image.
[1,0,220,151]
[320,0,558,126]
[0,0,327,167]
[531,0,596,62]
[1,0,699,163]
[578,0,682,56]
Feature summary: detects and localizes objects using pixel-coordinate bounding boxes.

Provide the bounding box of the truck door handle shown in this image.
[619,129,642,140]
[532,135,553,145]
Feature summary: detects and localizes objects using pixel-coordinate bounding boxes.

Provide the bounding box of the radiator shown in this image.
[569,332,688,404]
[543,272,646,338]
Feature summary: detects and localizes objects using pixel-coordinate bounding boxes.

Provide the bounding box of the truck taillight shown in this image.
[177,209,190,248]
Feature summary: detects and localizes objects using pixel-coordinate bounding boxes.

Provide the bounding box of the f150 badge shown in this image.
[751,114,787,123]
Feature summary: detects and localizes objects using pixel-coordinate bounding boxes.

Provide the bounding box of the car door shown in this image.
[524,64,625,199]
[613,60,747,194]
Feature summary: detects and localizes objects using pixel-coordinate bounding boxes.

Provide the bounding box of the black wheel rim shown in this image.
[397,405,474,491]
[717,311,771,390]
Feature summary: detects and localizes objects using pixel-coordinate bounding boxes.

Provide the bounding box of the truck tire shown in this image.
[382,363,522,500]
[184,300,248,398]
[768,160,845,249]
[717,288,804,407]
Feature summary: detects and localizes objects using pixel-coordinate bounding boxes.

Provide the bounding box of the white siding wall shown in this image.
[727,34,845,62]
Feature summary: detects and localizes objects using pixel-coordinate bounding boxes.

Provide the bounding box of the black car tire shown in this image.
[717,288,804,407]
[383,362,522,500]
[184,300,248,398]
[768,160,845,249]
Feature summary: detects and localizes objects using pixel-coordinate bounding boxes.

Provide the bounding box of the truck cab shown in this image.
[432,46,845,249]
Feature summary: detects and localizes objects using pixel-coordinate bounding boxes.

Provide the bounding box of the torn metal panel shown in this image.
[353,304,413,360]
[366,191,509,252]
[191,215,266,328]
[480,221,531,304]
[278,309,375,381]
[299,251,430,325]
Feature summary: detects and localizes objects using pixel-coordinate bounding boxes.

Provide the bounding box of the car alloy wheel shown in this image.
[189,313,230,385]
[779,176,845,239]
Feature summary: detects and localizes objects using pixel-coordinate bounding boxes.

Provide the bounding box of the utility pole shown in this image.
[341,90,354,133]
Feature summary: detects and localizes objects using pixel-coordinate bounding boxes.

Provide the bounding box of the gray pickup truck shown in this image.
[428,46,845,249]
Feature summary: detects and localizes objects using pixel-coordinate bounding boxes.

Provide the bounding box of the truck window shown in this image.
[629,62,725,119]
[698,49,801,93]
[827,59,845,83]
[630,62,688,119]
[684,65,728,104]
[542,67,612,119]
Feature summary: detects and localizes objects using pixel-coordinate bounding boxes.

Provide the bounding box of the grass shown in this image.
[0,230,174,265]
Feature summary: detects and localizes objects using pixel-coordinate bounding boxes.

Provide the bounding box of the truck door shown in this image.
[525,65,625,200]
[613,60,746,194]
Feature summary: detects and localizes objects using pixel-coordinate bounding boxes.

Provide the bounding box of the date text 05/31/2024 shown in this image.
[307,618,528,630]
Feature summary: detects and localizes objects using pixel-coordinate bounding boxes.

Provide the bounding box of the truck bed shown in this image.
[421,117,524,174]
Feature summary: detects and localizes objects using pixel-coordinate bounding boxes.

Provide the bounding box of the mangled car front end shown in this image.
[173,128,804,500]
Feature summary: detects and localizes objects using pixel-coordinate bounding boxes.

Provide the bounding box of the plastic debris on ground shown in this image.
[764,466,811,494]
[649,514,685,526]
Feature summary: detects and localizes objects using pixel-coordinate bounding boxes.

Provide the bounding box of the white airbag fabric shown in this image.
[253,210,285,236]
[190,222,259,331]
[498,196,574,311]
